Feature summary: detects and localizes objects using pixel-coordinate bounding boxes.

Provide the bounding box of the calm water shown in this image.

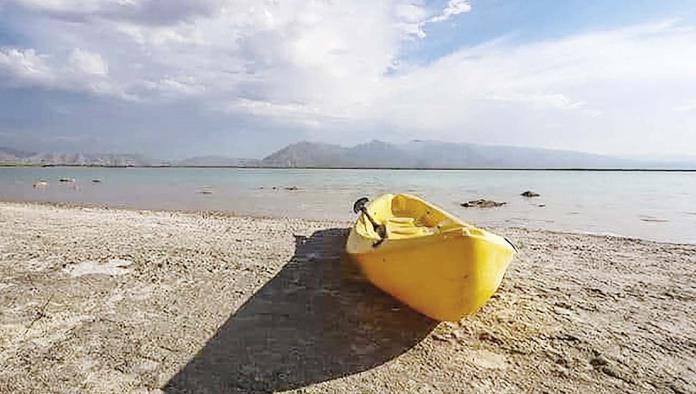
[1,167,695,244]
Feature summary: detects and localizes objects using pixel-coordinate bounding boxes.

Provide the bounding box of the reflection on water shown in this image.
[1,167,695,244]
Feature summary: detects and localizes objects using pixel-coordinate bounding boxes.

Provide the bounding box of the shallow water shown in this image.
[1,167,695,243]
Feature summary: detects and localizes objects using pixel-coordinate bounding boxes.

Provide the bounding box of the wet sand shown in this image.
[0,202,694,393]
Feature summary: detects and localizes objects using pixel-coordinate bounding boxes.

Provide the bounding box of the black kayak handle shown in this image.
[353,197,387,245]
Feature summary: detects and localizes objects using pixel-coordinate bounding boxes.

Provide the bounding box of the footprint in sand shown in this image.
[64,259,133,277]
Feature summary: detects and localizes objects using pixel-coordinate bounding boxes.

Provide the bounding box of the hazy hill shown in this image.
[260,140,693,169]
[0,147,155,166]
[260,142,354,168]
[0,147,35,162]
[3,141,695,169]
[0,147,260,167]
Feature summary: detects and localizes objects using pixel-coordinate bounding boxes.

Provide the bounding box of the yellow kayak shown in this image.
[345,193,515,321]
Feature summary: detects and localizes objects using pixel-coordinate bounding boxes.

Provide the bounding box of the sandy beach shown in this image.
[0,202,694,393]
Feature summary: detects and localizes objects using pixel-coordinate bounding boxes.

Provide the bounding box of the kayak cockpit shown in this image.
[355,194,465,241]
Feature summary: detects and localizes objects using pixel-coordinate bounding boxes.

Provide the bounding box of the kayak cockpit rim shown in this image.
[353,194,472,242]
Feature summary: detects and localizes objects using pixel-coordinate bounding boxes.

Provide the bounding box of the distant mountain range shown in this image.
[2,141,695,169]
[259,140,696,169]
[0,147,153,166]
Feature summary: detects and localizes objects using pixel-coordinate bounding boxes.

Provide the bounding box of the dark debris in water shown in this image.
[521,190,541,198]
[461,199,506,208]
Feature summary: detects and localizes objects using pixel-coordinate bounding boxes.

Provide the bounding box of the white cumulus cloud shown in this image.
[68,48,109,76]
[428,0,471,23]
[0,47,54,86]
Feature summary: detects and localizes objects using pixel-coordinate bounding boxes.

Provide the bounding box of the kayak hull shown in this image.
[346,194,515,321]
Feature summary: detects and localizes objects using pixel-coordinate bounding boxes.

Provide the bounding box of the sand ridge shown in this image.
[0,202,694,393]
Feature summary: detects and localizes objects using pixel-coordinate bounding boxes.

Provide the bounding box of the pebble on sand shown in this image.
[91,179,102,183]
[59,178,76,183]
[461,199,507,208]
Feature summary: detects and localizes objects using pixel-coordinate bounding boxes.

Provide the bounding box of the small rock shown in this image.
[600,365,630,382]
[555,332,581,342]
[590,355,609,367]
[59,178,75,183]
[432,333,454,343]
[199,190,213,195]
[521,190,540,197]
[554,365,570,377]
[91,179,102,183]
[451,330,467,341]
[461,199,506,208]
[586,287,607,296]
[284,186,300,191]
[538,204,546,208]
[670,383,688,394]
[508,345,531,355]
[478,331,503,344]
[553,306,573,316]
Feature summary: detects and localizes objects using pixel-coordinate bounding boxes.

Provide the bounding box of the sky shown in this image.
[1,0,696,159]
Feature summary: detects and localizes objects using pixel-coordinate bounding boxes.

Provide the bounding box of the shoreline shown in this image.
[3,164,696,171]
[1,202,694,392]
[0,199,349,226]
[1,199,693,247]
[3,167,695,245]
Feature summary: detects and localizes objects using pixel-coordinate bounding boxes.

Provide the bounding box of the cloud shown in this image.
[485,93,587,111]
[142,76,206,97]
[6,0,225,25]
[674,99,696,112]
[0,48,54,86]
[1,1,696,155]
[366,20,696,152]
[428,0,471,23]
[68,48,109,76]
[223,98,349,129]
[0,46,130,99]
[1,0,471,102]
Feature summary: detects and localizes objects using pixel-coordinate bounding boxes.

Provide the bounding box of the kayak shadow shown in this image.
[163,228,437,393]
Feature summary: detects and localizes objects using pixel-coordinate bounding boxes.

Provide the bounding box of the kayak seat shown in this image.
[388,216,415,225]
[386,216,435,238]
